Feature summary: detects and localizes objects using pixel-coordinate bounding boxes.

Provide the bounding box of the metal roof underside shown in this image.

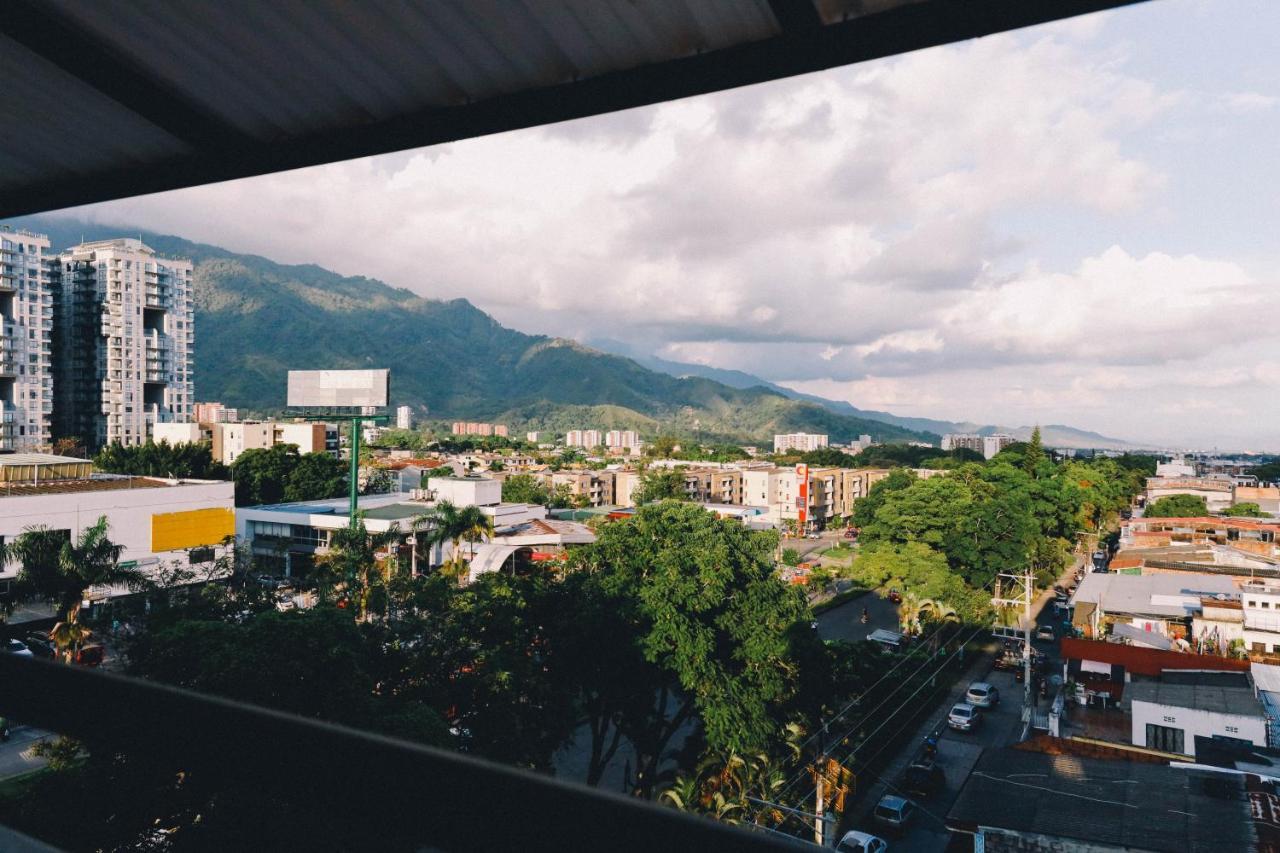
[0,0,1149,218]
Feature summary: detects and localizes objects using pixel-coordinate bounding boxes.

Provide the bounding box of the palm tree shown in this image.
[456,505,494,561]
[411,501,493,576]
[314,515,402,621]
[6,517,134,631]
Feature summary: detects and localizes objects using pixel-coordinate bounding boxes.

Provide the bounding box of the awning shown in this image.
[466,543,526,584]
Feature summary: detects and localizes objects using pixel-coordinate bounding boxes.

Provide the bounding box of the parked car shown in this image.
[872,794,916,833]
[2,639,33,658]
[806,533,821,540]
[843,529,858,540]
[23,633,56,659]
[887,588,902,604]
[836,831,889,853]
[74,644,105,667]
[900,760,945,798]
[965,682,1000,708]
[947,702,982,732]
[1035,624,1056,642]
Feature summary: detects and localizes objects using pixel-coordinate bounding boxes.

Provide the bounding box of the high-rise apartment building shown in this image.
[773,433,829,453]
[565,429,602,449]
[941,432,1014,460]
[54,238,193,448]
[0,227,54,451]
[396,405,412,430]
[605,430,640,449]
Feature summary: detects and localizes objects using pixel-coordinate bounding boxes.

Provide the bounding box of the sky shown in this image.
[47,0,1280,451]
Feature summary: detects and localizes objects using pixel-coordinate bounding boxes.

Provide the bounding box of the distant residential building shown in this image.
[941,433,1013,460]
[193,402,239,423]
[205,420,338,465]
[450,421,507,437]
[1156,458,1196,478]
[565,429,602,449]
[605,429,640,449]
[395,405,412,430]
[0,227,53,451]
[53,238,193,449]
[153,422,206,446]
[772,433,828,453]
[526,431,542,443]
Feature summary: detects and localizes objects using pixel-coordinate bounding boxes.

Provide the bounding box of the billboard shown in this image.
[287,369,389,408]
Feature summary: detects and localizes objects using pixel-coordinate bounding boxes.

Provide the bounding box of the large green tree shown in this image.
[94,440,228,479]
[632,467,688,504]
[577,502,807,793]
[1145,493,1209,518]
[231,444,347,506]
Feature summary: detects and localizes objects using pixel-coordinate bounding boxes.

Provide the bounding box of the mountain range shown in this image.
[11,215,1135,449]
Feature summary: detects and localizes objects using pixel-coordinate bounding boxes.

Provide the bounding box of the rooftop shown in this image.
[946,748,1259,852]
[0,476,198,498]
[1128,677,1263,718]
[1072,571,1238,618]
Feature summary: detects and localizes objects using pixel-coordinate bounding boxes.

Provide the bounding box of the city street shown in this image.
[839,563,1077,851]
[817,592,899,643]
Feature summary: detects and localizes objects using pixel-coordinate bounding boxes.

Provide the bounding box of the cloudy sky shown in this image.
[50,0,1280,451]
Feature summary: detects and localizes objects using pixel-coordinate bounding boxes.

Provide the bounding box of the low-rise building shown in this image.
[0,454,234,606]
[1129,670,1267,756]
[1144,476,1233,512]
[1070,571,1238,640]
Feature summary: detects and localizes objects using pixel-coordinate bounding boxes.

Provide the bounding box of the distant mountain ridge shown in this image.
[622,353,1139,450]
[10,215,934,446]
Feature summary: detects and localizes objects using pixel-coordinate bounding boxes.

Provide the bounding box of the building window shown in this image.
[1226,726,1239,734]
[1146,723,1185,754]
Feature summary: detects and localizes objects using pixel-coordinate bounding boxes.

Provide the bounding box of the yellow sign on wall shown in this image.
[152,507,235,553]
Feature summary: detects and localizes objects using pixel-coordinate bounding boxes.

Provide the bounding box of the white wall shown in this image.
[431,477,501,507]
[1131,698,1266,755]
[153,422,202,445]
[0,479,234,585]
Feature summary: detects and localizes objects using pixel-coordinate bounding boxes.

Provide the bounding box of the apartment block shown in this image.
[194,401,238,423]
[53,238,193,449]
[565,429,602,449]
[773,433,828,453]
[941,432,1014,460]
[550,469,614,507]
[395,405,412,429]
[605,429,640,449]
[0,227,53,450]
[450,421,507,437]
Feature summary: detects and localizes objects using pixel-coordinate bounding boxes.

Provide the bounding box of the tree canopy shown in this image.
[94,440,228,479]
[1145,493,1209,518]
[231,444,346,506]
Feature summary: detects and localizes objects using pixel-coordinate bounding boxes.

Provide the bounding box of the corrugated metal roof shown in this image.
[0,0,1147,217]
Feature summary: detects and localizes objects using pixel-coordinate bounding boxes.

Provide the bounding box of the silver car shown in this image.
[965,682,1000,708]
[948,702,982,732]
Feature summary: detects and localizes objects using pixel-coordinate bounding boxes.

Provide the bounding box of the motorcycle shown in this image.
[860,608,870,625]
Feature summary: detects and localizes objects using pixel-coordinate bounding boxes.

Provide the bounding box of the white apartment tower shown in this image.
[773,433,829,453]
[54,238,193,448]
[396,405,412,430]
[0,227,53,450]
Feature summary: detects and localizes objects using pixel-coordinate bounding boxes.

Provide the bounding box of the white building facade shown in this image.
[396,405,412,429]
[54,238,193,449]
[0,227,53,450]
[772,433,828,453]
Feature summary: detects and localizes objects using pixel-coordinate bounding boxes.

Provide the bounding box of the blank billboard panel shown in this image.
[287,369,389,408]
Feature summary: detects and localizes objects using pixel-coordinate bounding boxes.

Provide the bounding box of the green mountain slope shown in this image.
[12,216,934,445]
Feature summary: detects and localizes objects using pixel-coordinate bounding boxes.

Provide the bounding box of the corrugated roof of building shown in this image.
[1061,638,1251,677]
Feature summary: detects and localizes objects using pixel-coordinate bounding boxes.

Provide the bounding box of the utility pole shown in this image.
[993,568,1036,728]
[813,721,827,846]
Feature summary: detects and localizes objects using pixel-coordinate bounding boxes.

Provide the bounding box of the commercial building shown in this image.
[0,454,234,602]
[53,238,193,449]
[772,433,827,453]
[1143,476,1233,512]
[1069,571,1238,640]
[395,405,412,430]
[0,227,53,451]
[193,401,238,423]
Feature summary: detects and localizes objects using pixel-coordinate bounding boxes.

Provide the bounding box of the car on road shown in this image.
[948,702,982,732]
[2,639,33,658]
[900,760,945,798]
[806,532,821,540]
[836,830,888,853]
[965,682,1000,708]
[872,794,916,834]
[23,633,56,659]
[843,529,858,540]
[887,588,902,604]
[74,644,105,667]
[1035,624,1056,642]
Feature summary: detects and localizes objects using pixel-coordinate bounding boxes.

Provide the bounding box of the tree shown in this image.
[312,517,402,620]
[851,468,915,528]
[231,444,346,506]
[1146,493,1209,518]
[1223,502,1270,518]
[286,451,347,502]
[501,474,550,505]
[576,502,806,794]
[633,467,688,504]
[851,542,991,627]
[780,548,801,567]
[94,439,227,479]
[6,518,138,660]
[645,435,679,458]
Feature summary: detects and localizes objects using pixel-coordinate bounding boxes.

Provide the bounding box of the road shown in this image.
[839,564,1077,851]
[0,726,51,781]
[817,591,899,643]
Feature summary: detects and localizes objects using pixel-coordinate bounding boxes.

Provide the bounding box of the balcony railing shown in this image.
[0,656,802,852]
